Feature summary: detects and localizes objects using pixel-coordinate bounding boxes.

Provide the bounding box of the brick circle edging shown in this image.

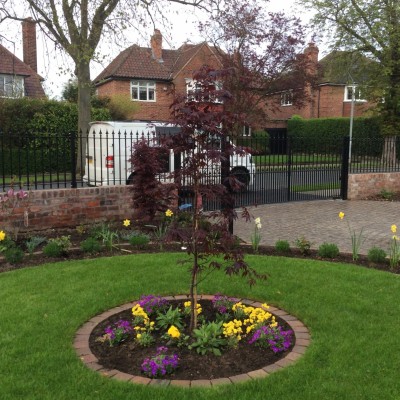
[74,294,311,388]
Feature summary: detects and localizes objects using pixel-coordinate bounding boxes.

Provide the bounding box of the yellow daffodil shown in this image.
[123,219,131,227]
[165,209,173,217]
[391,224,397,233]
[339,212,345,220]
[0,230,5,241]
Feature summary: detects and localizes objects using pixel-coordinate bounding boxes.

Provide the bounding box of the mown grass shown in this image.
[1,253,399,399]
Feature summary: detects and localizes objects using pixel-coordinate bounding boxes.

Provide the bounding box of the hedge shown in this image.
[287,116,383,155]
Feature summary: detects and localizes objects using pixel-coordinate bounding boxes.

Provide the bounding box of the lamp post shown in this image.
[349,84,355,164]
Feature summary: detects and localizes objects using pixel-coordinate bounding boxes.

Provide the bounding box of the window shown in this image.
[281,90,293,106]
[131,81,156,101]
[0,74,24,98]
[185,78,222,103]
[243,125,252,136]
[344,85,366,102]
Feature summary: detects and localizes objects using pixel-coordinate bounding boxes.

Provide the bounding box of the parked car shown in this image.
[82,121,255,190]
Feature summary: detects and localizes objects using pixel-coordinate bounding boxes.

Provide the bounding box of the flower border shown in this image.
[74,295,310,388]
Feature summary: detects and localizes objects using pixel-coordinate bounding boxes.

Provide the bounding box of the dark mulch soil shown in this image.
[89,299,293,380]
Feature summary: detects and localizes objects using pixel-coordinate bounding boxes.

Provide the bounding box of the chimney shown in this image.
[304,43,319,75]
[150,29,163,62]
[22,17,37,72]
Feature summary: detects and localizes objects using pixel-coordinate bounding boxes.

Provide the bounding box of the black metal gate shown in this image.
[203,135,348,211]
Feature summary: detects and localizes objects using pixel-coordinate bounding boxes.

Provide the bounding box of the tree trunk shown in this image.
[76,61,92,176]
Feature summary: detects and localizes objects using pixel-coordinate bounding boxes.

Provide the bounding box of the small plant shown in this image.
[129,233,150,248]
[135,331,155,347]
[248,325,293,353]
[379,189,394,201]
[25,236,47,255]
[156,306,184,330]
[367,247,387,264]
[90,223,119,251]
[141,347,179,378]
[389,224,400,269]
[211,294,238,321]
[189,321,226,356]
[339,212,364,261]
[138,295,170,316]
[43,236,71,257]
[80,237,102,254]
[4,246,24,264]
[147,209,174,250]
[295,236,312,256]
[275,240,291,253]
[318,242,339,259]
[250,217,262,253]
[97,320,133,347]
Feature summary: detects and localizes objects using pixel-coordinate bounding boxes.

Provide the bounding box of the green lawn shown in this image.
[1,253,399,399]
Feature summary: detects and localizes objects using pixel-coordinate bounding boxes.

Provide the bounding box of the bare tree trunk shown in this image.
[382,136,397,166]
[76,61,92,176]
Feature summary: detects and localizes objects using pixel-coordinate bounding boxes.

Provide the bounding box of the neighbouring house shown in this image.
[265,43,377,130]
[0,18,45,98]
[94,29,222,121]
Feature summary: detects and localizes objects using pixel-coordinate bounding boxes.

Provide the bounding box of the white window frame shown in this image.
[281,90,293,106]
[185,78,222,104]
[242,125,252,137]
[0,74,24,98]
[131,80,156,102]
[344,85,366,102]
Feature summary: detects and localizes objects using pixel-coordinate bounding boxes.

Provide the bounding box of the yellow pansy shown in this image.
[167,325,180,338]
[0,230,5,241]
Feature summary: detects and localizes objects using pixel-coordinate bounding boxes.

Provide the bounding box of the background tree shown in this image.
[0,0,212,173]
[200,0,313,133]
[297,0,400,161]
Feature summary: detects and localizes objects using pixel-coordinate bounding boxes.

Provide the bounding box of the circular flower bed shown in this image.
[87,294,299,381]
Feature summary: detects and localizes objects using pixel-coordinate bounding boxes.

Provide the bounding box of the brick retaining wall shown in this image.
[1,186,135,234]
[347,172,400,200]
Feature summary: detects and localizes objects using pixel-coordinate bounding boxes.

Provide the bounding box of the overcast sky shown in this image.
[1,0,315,99]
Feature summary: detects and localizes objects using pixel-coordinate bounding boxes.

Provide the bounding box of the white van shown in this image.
[82,121,255,189]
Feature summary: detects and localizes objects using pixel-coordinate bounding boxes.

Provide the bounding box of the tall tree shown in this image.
[200,0,313,132]
[297,0,400,161]
[0,0,209,173]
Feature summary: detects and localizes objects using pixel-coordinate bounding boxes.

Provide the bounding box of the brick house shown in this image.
[94,29,222,121]
[265,44,376,130]
[0,18,45,98]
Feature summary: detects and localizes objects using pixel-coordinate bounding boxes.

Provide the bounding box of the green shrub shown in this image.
[275,240,291,253]
[25,236,47,255]
[80,237,102,254]
[367,247,387,264]
[295,236,312,256]
[43,236,71,257]
[4,247,24,264]
[318,242,340,259]
[129,234,150,248]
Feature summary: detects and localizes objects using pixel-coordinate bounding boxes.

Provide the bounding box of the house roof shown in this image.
[94,42,220,85]
[318,50,378,85]
[0,42,45,98]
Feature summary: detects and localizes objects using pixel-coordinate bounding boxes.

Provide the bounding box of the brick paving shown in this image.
[234,199,400,255]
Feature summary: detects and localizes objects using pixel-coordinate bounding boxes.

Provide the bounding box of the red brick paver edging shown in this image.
[74,295,311,388]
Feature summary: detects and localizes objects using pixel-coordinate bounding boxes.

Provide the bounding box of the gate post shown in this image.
[287,136,292,202]
[70,131,77,189]
[340,136,350,200]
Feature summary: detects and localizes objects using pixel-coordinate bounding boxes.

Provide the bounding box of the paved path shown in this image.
[233,199,400,256]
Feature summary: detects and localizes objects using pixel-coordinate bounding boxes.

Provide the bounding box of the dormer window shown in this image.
[281,90,293,106]
[0,74,24,98]
[344,85,366,102]
[131,80,156,102]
